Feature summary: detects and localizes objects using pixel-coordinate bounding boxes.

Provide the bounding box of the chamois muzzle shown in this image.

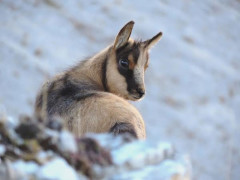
[129,86,145,100]
[136,88,145,98]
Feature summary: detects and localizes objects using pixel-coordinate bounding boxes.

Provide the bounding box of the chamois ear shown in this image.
[143,32,163,49]
[113,21,134,49]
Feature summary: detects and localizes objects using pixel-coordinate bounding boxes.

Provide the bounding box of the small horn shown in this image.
[143,32,163,49]
[113,21,135,49]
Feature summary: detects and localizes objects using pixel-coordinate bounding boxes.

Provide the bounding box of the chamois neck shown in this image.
[69,46,112,91]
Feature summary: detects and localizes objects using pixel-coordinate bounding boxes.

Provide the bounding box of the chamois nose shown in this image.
[136,88,145,97]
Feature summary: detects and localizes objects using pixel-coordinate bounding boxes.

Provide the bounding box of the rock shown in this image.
[0,115,191,180]
[15,121,41,139]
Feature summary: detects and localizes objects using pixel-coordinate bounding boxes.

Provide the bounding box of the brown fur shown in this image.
[35,21,162,139]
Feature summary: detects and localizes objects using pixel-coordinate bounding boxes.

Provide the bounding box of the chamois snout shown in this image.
[128,78,146,100]
[136,87,145,97]
[129,86,145,100]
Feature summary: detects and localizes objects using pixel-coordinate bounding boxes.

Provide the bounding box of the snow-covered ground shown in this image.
[0,0,240,179]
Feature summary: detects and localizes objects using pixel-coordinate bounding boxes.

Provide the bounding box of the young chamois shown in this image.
[35,21,162,139]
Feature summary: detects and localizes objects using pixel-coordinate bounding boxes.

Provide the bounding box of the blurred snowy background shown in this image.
[0,0,240,179]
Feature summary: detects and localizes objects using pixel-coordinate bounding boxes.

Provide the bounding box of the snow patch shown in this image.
[36,157,79,180]
[58,130,77,153]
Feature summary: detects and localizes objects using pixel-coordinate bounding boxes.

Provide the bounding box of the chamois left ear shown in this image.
[113,21,134,50]
[143,32,163,49]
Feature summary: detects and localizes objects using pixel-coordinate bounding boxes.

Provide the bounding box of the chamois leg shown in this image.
[109,122,137,138]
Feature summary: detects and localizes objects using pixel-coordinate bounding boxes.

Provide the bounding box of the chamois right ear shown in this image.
[113,21,134,50]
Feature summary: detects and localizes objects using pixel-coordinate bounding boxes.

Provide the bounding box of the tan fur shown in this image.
[62,92,145,138]
[107,52,130,99]
[69,47,110,88]
[35,21,162,139]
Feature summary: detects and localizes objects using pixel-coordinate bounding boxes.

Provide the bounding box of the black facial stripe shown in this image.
[116,42,140,63]
[116,42,141,93]
[102,55,109,91]
[47,75,100,116]
[118,68,138,93]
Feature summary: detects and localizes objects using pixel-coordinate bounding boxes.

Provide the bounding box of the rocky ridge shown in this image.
[0,114,191,180]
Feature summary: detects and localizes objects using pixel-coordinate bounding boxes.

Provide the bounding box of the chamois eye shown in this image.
[119,59,129,69]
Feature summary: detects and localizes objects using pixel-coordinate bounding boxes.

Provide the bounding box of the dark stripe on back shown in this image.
[47,75,101,116]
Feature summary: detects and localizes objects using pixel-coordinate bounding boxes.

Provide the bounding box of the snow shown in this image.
[0,0,240,179]
[58,130,77,153]
[36,157,79,180]
[5,116,19,129]
[87,133,130,150]
[37,150,55,162]
[110,155,191,180]
[112,140,174,167]
[90,134,190,179]
[11,160,39,177]
[0,145,6,156]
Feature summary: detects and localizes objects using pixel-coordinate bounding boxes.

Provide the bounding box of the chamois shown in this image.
[35,21,162,139]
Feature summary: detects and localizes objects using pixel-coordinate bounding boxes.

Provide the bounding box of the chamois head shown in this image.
[106,21,162,101]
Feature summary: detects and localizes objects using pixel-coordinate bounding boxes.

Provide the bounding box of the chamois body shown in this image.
[35,21,162,139]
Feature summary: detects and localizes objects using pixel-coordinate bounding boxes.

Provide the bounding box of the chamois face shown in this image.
[106,21,162,101]
[115,41,148,100]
